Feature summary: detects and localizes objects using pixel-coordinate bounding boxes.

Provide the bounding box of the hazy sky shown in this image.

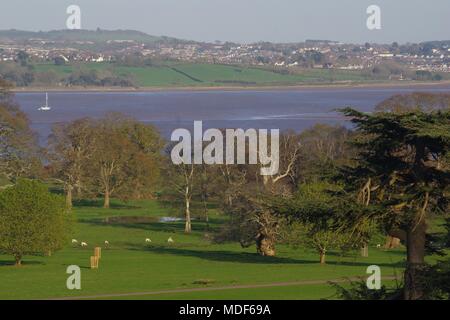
[1,0,449,43]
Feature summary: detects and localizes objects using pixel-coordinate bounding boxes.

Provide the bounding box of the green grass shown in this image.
[0,198,407,300]
[30,62,371,88]
[0,174,11,188]
[33,63,75,75]
[103,284,339,300]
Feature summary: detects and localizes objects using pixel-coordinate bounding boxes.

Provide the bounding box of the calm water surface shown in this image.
[14,86,450,143]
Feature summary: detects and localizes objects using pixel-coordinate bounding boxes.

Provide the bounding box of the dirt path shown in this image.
[49,276,399,300]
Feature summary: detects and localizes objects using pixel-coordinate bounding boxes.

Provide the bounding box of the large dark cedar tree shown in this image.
[339,107,449,300]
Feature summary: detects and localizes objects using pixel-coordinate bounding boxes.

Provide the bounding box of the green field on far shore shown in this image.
[31,62,373,88]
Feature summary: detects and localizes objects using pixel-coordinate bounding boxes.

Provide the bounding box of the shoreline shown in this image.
[11,80,450,93]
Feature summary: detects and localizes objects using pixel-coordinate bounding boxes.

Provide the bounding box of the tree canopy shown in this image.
[0,179,70,266]
[338,107,450,299]
[0,79,41,181]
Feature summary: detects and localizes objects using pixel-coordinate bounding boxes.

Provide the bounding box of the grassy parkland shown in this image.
[0,198,406,300]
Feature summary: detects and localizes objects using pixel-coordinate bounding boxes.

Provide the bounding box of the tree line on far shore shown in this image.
[1,78,450,300]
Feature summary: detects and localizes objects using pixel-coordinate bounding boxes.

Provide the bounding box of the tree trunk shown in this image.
[361,243,369,257]
[319,250,326,264]
[76,180,82,196]
[384,236,401,249]
[203,201,209,232]
[385,229,405,249]
[185,197,192,233]
[14,254,22,267]
[103,189,110,209]
[66,185,73,209]
[205,211,209,232]
[228,195,232,207]
[256,234,276,256]
[404,220,427,300]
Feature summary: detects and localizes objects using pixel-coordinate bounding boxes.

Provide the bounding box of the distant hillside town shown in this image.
[0,29,449,87]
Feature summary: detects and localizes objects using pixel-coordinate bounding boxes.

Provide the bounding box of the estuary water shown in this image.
[13,85,450,144]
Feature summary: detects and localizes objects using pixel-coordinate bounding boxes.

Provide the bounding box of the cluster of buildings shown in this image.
[1,36,449,74]
[0,40,113,63]
[130,41,450,73]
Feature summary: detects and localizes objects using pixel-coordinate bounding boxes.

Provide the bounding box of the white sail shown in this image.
[37,92,51,111]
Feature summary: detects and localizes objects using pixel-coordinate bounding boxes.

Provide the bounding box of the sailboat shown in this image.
[37,93,51,111]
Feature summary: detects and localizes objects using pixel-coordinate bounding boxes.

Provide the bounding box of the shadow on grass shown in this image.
[61,263,91,270]
[85,216,224,234]
[128,244,307,264]
[73,199,141,210]
[0,260,44,267]
[126,244,405,268]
